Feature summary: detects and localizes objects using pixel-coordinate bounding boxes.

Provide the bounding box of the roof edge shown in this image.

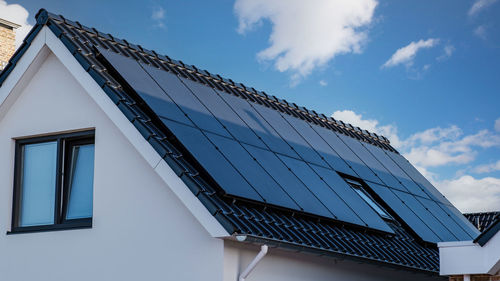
[474,217,500,246]
[0,18,21,29]
[230,234,440,274]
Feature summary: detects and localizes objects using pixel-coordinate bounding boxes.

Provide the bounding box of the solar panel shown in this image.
[160,119,262,201]
[363,142,430,199]
[242,144,333,217]
[215,89,297,157]
[98,47,192,126]
[385,150,451,204]
[337,134,405,189]
[251,103,325,166]
[392,189,457,241]
[101,48,447,235]
[281,114,353,175]
[141,64,231,138]
[203,132,301,209]
[385,150,479,238]
[311,125,384,184]
[416,197,472,240]
[311,165,395,232]
[182,80,264,148]
[439,201,480,238]
[366,182,441,243]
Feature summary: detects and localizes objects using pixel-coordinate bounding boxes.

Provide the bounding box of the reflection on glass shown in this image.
[66,144,94,219]
[345,178,392,220]
[20,142,57,226]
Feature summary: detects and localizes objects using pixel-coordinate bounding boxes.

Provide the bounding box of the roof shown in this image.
[0,18,21,29]
[465,211,500,232]
[473,216,500,246]
[0,9,480,274]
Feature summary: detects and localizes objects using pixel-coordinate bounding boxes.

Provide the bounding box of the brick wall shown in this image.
[0,24,16,70]
[450,275,500,281]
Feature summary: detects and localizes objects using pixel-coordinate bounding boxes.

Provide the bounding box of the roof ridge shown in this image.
[36,9,397,153]
[464,211,500,215]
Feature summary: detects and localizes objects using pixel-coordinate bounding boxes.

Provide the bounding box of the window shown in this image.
[344,178,393,220]
[11,130,95,233]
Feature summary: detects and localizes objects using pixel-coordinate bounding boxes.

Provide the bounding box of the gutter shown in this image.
[232,234,441,276]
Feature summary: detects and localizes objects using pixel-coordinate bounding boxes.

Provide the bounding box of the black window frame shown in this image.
[10,130,95,234]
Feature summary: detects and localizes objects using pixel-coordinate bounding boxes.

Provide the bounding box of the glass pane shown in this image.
[243,144,332,217]
[252,104,324,165]
[313,126,383,184]
[139,59,230,137]
[161,118,263,201]
[66,144,95,219]
[393,189,456,241]
[352,186,389,218]
[363,143,430,198]
[186,82,265,148]
[216,90,296,157]
[310,165,393,231]
[417,197,472,240]
[365,182,441,243]
[97,47,193,126]
[19,142,57,226]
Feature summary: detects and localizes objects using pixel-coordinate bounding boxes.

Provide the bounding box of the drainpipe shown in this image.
[238,244,269,281]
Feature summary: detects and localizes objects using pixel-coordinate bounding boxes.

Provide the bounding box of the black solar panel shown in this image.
[366,182,442,243]
[161,119,262,201]
[99,47,395,233]
[99,47,479,240]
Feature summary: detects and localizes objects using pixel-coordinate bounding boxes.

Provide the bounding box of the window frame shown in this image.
[343,177,394,221]
[10,130,95,234]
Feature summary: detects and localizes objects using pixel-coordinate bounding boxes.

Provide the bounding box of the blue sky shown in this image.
[2,0,500,212]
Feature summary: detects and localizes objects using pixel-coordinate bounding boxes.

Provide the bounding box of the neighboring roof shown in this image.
[0,18,21,29]
[465,211,500,232]
[474,216,500,246]
[0,9,480,273]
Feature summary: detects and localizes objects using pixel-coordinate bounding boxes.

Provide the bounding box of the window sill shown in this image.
[7,219,92,235]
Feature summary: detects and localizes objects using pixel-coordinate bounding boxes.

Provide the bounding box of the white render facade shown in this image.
[439,227,500,281]
[0,26,447,281]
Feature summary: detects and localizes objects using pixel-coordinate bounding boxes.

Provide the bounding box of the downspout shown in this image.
[238,244,269,281]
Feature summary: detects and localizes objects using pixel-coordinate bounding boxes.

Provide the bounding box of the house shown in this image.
[439,216,500,281]
[0,9,480,281]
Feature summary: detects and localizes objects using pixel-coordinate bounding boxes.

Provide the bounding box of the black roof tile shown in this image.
[465,211,500,232]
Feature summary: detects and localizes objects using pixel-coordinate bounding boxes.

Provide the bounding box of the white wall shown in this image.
[439,232,500,276]
[224,241,445,281]
[0,51,224,281]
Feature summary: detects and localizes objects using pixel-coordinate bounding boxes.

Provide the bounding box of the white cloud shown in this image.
[474,25,487,40]
[234,0,378,82]
[0,0,32,50]
[468,0,498,16]
[405,129,500,167]
[151,7,166,29]
[382,38,439,69]
[473,160,500,173]
[437,45,455,61]
[331,110,402,147]
[435,175,500,212]
[319,80,328,86]
[331,109,500,212]
[495,118,500,132]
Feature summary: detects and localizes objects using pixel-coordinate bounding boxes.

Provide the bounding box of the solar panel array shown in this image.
[99,47,479,242]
